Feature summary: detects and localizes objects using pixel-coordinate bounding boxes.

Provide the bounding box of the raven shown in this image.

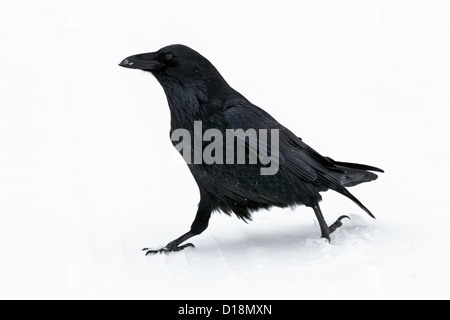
[119,45,383,254]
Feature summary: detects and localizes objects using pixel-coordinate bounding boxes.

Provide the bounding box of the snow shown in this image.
[1,1,450,300]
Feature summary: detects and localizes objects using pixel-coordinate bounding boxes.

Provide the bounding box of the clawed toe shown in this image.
[143,243,195,255]
[329,215,351,234]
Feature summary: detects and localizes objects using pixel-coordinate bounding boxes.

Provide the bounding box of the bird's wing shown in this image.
[222,101,376,217]
[223,101,319,182]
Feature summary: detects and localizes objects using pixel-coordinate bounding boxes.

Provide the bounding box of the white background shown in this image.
[1,0,449,299]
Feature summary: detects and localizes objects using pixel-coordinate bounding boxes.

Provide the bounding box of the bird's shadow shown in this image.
[194,214,377,262]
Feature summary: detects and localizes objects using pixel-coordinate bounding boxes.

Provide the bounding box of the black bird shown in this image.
[119,44,383,254]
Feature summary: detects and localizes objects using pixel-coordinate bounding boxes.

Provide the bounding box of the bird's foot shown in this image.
[329,215,351,234]
[322,215,351,242]
[143,241,195,255]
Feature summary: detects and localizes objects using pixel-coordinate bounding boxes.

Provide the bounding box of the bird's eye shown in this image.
[164,53,174,61]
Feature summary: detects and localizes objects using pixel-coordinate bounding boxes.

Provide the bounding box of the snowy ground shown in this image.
[1,1,450,299]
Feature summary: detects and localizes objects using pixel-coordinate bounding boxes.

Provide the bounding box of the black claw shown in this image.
[329,215,351,234]
[145,250,160,256]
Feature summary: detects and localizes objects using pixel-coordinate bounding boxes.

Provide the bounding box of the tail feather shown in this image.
[318,173,377,219]
[341,169,379,188]
[327,158,384,173]
[339,186,376,219]
[322,158,383,219]
[326,158,383,188]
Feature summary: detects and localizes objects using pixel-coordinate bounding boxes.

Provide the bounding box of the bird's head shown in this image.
[119,44,226,88]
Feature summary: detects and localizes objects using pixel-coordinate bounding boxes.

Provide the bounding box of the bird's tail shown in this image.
[324,159,384,219]
[327,159,384,188]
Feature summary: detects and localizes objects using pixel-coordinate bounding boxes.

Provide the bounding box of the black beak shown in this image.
[119,52,164,71]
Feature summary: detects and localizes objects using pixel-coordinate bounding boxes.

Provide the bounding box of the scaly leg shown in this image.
[313,204,350,242]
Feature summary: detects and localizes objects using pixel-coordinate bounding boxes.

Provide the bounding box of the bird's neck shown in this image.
[160,79,242,131]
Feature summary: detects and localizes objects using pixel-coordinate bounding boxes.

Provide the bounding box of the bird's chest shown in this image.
[169,97,225,133]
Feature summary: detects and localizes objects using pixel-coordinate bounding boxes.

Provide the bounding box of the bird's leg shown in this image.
[144,198,212,255]
[313,205,331,241]
[313,204,350,242]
